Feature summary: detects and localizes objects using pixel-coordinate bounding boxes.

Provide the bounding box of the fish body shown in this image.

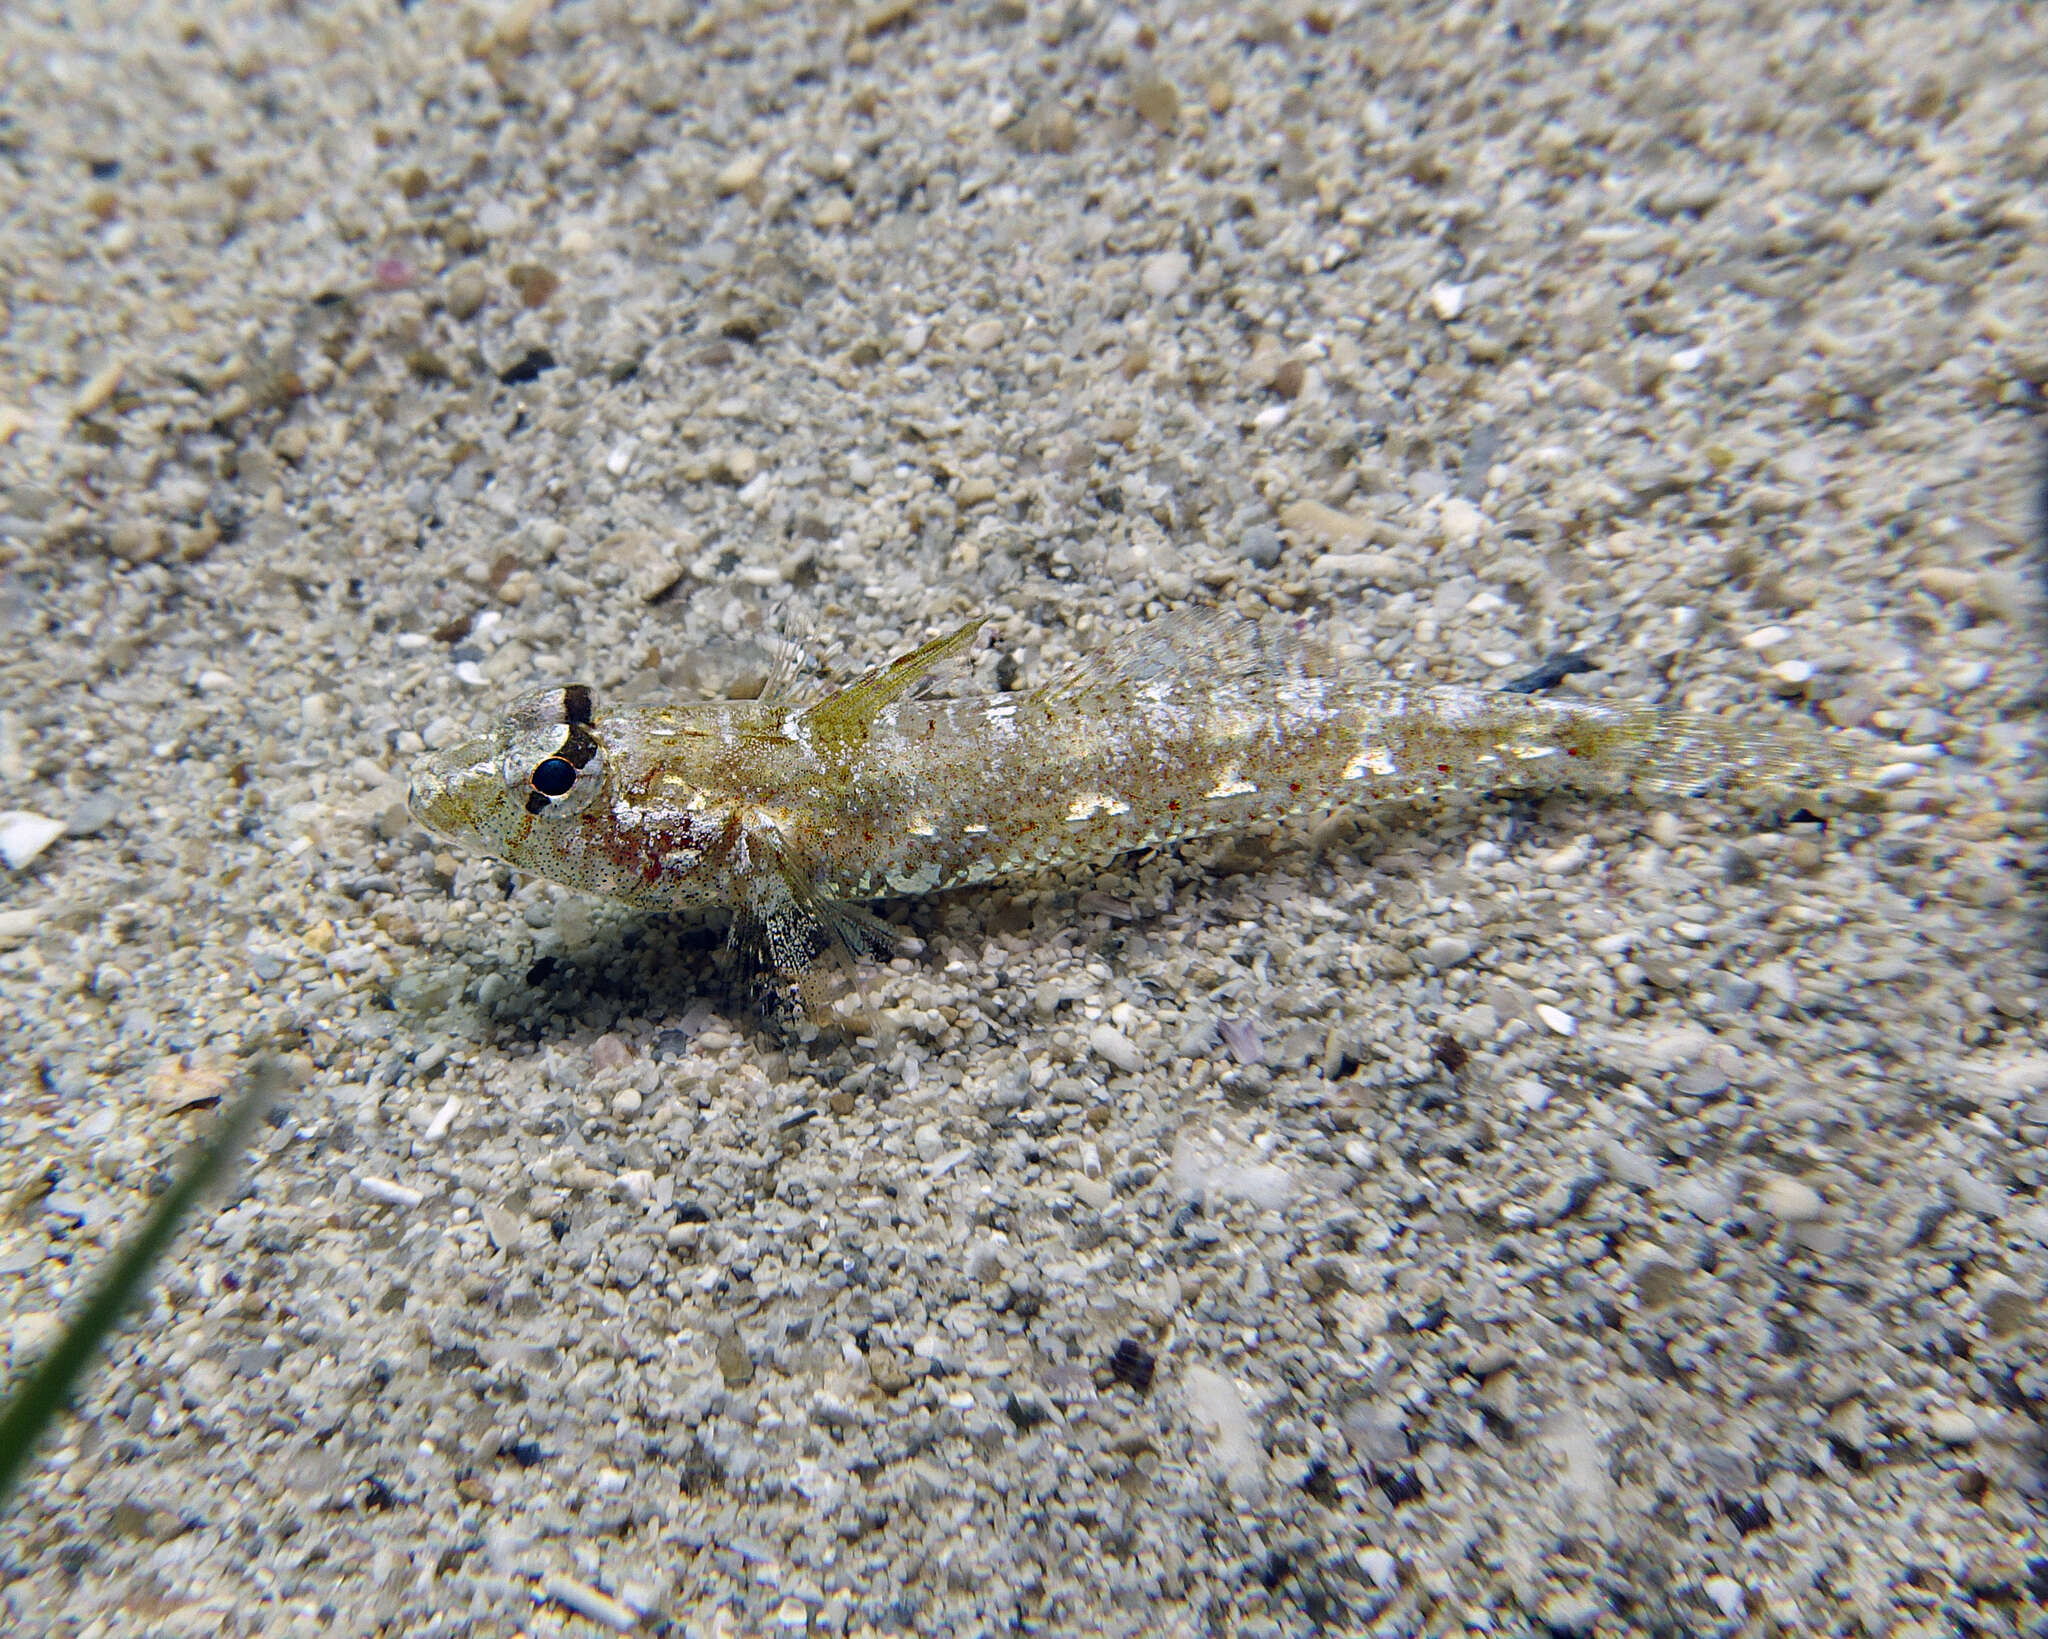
[407,610,1846,1001]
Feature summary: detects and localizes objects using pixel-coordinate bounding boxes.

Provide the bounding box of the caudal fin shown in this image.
[1627,706,1857,808]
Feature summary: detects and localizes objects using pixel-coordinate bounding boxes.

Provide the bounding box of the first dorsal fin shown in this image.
[802,618,985,755]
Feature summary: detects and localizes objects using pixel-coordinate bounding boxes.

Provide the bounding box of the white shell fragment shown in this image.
[0,812,65,870]
[357,1175,425,1209]
[538,1572,642,1632]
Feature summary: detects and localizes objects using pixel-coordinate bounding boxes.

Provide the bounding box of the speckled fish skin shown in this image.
[406,611,1847,994]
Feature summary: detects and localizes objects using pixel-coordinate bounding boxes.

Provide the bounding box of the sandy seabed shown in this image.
[1,2,2044,1635]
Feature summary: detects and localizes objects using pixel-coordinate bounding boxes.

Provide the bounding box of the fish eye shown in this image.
[531,757,577,798]
[512,734,605,816]
[500,690,606,818]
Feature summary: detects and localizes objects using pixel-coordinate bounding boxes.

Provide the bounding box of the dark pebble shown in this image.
[1500,652,1599,694]
[497,347,557,385]
[1374,1466,1426,1505]
[651,1029,695,1059]
[1107,1338,1155,1391]
[1721,1494,1773,1534]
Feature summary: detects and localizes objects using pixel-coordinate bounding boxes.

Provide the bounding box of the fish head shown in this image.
[407,685,748,907]
[408,682,614,868]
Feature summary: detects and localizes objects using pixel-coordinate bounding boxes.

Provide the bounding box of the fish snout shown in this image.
[406,744,492,840]
[406,765,457,838]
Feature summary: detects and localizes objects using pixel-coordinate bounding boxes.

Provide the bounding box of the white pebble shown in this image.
[1184,1367,1267,1502]
[8,1312,60,1361]
[1757,1173,1824,1223]
[928,1145,974,1177]
[1949,1171,2007,1218]
[1669,346,1706,372]
[1534,1003,1577,1037]
[1140,250,1189,299]
[913,1122,945,1163]
[421,1096,460,1143]
[1869,761,1923,789]
[1770,658,1815,685]
[616,1579,663,1618]
[714,150,766,195]
[1422,935,1473,968]
[1926,1406,1978,1445]
[1437,496,1484,544]
[1089,1025,1142,1073]
[1511,1076,1553,1111]
[1741,624,1790,651]
[1600,1140,1661,1189]
[1541,838,1590,874]
[0,812,65,870]
[0,907,44,943]
[1702,1577,1746,1620]
[612,1087,643,1119]
[1357,1547,1398,1590]
[539,1572,642,1633]
[1454,1002,1498,1040]
[1428,281,1466,320]
[1754,960,1799,1003]
[960,318,1004,352]
[357,1175,424,1209]
[605,439,636,476]
[1944,660,1990,691]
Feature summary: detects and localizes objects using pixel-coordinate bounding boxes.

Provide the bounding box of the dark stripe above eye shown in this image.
[558,723,601,769]
[562,684,594,725]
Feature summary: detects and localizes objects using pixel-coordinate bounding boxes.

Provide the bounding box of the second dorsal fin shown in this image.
[802,618,986,755]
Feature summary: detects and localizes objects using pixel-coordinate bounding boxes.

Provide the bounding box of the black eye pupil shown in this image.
[531,757,577,798]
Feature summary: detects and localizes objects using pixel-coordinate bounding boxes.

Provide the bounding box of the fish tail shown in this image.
[1622,706,1854,807]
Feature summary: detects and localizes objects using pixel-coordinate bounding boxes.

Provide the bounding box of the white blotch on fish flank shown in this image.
[1343,744,1397,780]
[1066,792,1132,823]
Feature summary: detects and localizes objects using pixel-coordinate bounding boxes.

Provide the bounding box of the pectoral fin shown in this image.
[802,618,985,756]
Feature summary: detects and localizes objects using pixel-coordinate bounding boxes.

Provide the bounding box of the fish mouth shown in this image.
[406,741,494,840]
